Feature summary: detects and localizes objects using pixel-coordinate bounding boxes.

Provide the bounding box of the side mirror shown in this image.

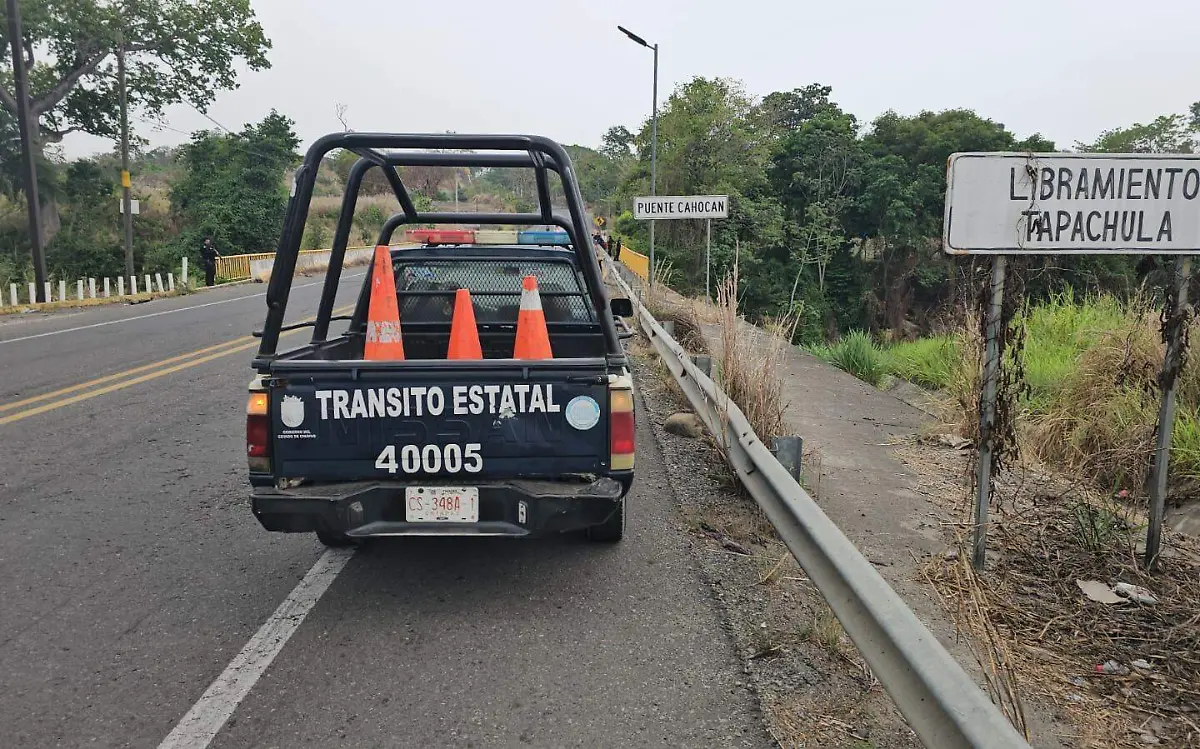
[610,297,633,318]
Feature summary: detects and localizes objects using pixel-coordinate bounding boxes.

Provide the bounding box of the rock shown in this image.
[1131,658,1153,670]
[664,412,705,438]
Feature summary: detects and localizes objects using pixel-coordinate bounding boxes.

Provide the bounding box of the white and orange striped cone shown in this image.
[364,245,405,360]
[513,275,552,359]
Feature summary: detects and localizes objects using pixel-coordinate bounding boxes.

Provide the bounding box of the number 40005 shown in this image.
[375,443,483,474]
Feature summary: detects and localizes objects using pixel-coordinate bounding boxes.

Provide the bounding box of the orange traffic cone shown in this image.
[364,245,405,360]
[447,288,483,360]
[513,275,553,359]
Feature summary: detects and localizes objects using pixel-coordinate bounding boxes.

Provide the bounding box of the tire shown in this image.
[315,528,357,548]
[587,498,625,542]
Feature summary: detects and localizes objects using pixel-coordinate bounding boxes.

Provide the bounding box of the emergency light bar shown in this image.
[402,229,572,246]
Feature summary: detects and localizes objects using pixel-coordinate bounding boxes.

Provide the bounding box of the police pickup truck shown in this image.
[246,133,635,546]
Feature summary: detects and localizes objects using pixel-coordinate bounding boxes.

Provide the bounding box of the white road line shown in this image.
[158,548,356,749]
[0,274,363,346]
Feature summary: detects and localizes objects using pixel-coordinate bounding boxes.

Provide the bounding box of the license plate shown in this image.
[405,486,479,523]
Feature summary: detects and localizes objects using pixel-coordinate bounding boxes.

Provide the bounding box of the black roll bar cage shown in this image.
[254,133,619,371]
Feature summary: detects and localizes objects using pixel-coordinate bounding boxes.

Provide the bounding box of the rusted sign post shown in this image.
[944,152,1200,570]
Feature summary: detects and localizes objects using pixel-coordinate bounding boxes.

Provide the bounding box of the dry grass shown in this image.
[714,267,797,444]
[898,440,1200,748]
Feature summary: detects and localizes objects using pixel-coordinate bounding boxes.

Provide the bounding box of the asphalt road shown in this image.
[0,277,770,748]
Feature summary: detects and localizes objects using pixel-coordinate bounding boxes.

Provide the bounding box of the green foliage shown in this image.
[1,0,270,144]
[809,330,889,387]
[1019,292,1131,411]
[170,110,300,257]
[1078,114,1199,154]
[886,335,960,389]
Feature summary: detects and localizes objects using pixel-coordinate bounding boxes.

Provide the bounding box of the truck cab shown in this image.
[245,133,635,546]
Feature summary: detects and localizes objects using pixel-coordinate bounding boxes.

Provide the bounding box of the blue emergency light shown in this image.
[516,230,571,246]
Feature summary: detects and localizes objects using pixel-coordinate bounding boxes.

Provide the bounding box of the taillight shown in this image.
[610,387,634,470]
[247,391,271,473]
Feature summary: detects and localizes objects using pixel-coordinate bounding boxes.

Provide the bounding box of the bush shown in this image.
[809,330,889,388]
[885,334,959,389]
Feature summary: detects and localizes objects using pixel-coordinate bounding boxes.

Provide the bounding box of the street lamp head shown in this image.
[617,25,650,48]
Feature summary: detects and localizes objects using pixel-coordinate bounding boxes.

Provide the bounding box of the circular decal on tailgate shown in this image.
[565,395,601,431]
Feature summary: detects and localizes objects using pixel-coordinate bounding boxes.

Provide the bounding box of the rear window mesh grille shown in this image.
[393,259,596,325]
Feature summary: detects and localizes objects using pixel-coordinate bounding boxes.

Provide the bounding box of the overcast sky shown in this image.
[62,0,1200,159]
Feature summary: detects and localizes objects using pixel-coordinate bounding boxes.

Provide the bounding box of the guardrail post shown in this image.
[76,279,84,300]
[144,274,151,295]
[168,273,175,291]
[771,436,804,482]
[9,283,16,306]
[104,277,111,297]
[182,256,188,286]
[88,278,96,298]
[155,273,165,293]
[58,280,66,302]
[692,354,712,377]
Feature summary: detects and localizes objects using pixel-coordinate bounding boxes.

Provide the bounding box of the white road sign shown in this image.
[634,195,728,220]
[944,152,1200,254]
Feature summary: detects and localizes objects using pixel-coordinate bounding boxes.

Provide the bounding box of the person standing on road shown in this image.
[201,237,221,287]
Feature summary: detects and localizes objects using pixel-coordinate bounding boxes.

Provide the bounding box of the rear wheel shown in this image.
[315,529,357,548]
[587,499,625,542]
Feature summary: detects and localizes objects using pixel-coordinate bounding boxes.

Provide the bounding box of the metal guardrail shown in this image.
[605,258,1032,749]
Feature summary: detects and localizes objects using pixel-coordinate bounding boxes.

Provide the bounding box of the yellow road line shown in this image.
[0,337,255,413]
[0,340,263,426]
[0,305,356,425]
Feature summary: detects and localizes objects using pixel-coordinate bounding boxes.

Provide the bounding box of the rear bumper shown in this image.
[251,477,625,538]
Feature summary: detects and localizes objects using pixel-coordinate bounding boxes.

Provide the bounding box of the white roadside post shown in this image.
[43,281,51,303]
[155,273,164,292]
[104,277,111,297]
[77,279,84,300]
[168,273,175,291]
[28,282,36,304]
[144,274,151,294]
[182,256,188,287]
[944,151,1200,570]
[88,278,96,298]
[118,276,125,296]
[130,276,137,295]
[633,194,728,293]
[57,280,66,302]
[10,283,17,306]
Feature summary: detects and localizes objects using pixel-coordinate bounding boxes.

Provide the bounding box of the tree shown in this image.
[1078,111,1199,153]
[170,110,299,259]
[0,1,270,146]
[599,125,634,161]
[756,83,835,135]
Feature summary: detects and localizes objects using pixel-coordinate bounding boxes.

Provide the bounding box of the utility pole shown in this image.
[6,0,48,301]
[117,40,134,279]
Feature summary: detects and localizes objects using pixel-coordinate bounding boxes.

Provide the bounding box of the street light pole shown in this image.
[618,25,659,287]
[6,0,49,301]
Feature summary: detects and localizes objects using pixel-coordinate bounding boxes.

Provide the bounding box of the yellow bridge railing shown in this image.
[215,249,356,281]
[618,246,649,281]
[214,252,274,281]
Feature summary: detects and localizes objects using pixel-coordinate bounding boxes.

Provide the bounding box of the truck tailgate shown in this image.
[269,368,611,481]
